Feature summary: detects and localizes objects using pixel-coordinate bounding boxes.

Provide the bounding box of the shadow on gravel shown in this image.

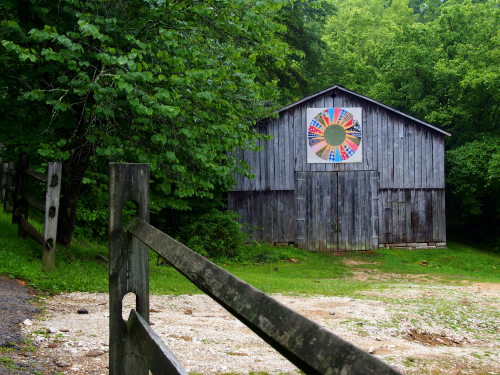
[0,276,40,375]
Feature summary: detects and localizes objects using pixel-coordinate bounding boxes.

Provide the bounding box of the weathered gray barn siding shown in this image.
[294,171,378,251]
[229,86,448,251]
[228,191,295,243]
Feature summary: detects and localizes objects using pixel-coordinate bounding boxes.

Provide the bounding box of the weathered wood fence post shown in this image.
[12,154,29,235]
[109,163,150,375]
[2,162,15,213]
[42,162,62,271]
[1,162,7,205]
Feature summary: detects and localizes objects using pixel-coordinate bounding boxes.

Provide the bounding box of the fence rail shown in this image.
[109,163,402,375]
[1,156,62,271]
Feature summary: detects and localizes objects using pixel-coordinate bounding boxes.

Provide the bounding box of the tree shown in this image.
[263,0,336,102]
[446,137,500,246]
[0,0,290,245]
[321,0,499,243]
[322,0,498,142]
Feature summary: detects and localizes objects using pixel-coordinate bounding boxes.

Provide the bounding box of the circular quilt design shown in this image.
[307,108,362,162]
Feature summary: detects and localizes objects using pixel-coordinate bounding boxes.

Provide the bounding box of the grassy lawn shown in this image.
[0,210,498,296]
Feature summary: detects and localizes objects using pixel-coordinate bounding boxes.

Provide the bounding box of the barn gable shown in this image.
[229,85,449,251]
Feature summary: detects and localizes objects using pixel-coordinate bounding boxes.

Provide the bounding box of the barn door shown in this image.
[295,172,338,251]
[336,171,378,251]
[295,171,378,251]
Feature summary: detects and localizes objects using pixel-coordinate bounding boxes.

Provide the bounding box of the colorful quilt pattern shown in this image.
[307,108,362,162]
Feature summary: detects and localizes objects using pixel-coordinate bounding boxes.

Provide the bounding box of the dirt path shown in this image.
[0,277,44,375]
[12,276,500,375]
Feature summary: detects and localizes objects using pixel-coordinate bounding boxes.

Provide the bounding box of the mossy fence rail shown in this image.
[1,156,62,271]
[109,163,401,375]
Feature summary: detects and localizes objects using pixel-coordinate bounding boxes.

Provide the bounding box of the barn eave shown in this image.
[273,85,451,137]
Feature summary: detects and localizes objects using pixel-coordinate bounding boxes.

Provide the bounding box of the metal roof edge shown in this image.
[274,85,451,137]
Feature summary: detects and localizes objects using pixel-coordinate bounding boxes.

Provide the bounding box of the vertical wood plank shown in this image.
[387,116,395,188]
[433,136,445,188]
[380,110,388,188]
[370,171,379,249]
[414,127,422,188]
[404,190,412,243]
[337,172,346,251]
[402,123,409,188]
[425,131,433,188]
[439,188,447,242]
[262,125,271,190]
[286,191,296,242]
[408,124,415,188]
[361,172,368,249]
[397,123,404,188]
[284,112,291,189]
[391,190,398,243]
[385,190,393,244]
[276,114,283,189]
[365,105,373,171]
[372,106,379,172]
[378,190,387,244]
[377,108,384,186]
[268,121,276,190]
[300,106,307,172]
[41,162,62,272]
[271,191,276,242]
[293,108,301,173]
[432,189,439,241]
[409,189,416,243]
[399,189,406,242]
[109,163,150,375]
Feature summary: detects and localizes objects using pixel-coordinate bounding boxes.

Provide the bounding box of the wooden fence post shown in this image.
[12,154,29,237]
[1,161,6,204]
[42,162,62,272]
[3,162,15,213]
[109,163,150,375]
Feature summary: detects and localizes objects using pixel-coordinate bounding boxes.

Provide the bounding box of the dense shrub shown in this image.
[178,210,247,258]
[74,174,108,241]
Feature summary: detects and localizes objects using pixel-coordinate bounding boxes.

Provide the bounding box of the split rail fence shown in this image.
[109,163,401,375]
[1,156,62,271]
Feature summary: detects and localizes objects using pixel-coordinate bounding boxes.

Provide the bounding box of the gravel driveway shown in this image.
[7,274,498,375]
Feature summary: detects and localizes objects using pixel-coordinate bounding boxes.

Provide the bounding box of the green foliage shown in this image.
[446,137,500,247]
[322,0,499,242]
[74,171,109,240]
[264,0,336,102]
[324,0,499,143]
[178,210,247,259]
[0,0,295,243]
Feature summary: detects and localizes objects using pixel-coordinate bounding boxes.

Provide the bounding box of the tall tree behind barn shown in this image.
[228,85,450,251]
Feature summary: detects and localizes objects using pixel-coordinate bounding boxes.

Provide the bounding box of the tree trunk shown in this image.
[56,143,92,247]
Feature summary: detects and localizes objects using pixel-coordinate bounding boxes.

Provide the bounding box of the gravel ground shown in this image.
[12,277,500,375]
[0,277,42,375]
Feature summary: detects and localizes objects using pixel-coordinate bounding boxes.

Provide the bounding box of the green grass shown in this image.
[344,243,500,283]
[0,210,498,296]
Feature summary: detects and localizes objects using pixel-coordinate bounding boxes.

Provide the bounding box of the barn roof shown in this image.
[276,85,451,137]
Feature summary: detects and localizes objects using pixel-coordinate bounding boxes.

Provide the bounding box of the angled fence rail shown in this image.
[109,163,402,375]
[2,156,62,271]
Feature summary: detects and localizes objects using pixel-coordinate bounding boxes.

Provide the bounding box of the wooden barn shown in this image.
[228,85,450,251]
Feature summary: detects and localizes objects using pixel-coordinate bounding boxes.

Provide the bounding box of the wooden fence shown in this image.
[1,156,62,271]
[1,161,16,213]
[109,163,402,375]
